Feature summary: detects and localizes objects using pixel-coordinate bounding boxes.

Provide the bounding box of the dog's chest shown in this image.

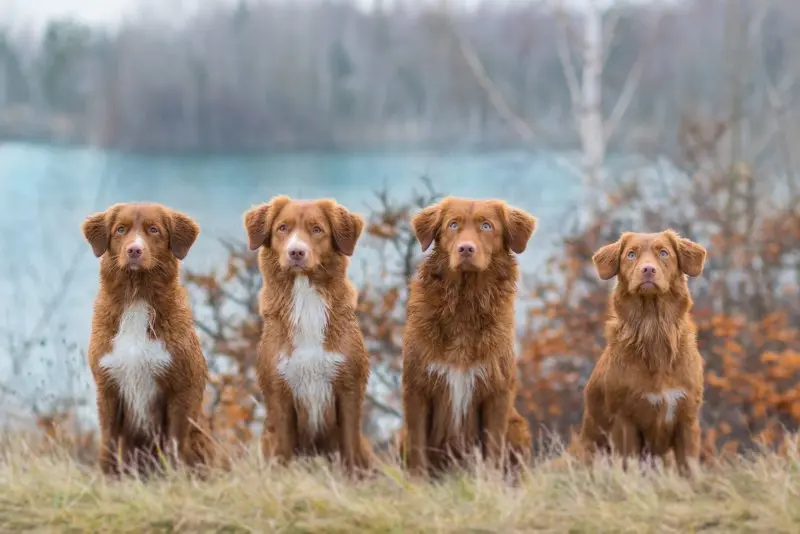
[99,300,172,434]
[643,389,687,424]
[427,363,487,431]
[277,277,344,436]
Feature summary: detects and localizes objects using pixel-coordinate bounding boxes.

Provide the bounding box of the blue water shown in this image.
[0,142,582,420]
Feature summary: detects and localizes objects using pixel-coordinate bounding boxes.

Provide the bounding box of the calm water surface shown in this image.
[0,142,581,417]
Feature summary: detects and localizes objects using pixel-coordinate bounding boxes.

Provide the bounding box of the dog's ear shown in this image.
[499,204,537,254]
[668,230,707,277]
[592,239,623,280]
[81,209,111,258]
[243,196,290,251]
[325,202,364,257]
[168,210,200,260]
[412,202,443,252]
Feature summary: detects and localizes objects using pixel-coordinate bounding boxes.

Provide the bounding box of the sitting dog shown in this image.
[244,195,373,472]
[578,229,707,475]
[81,202,213,475]
[401,197,535,476]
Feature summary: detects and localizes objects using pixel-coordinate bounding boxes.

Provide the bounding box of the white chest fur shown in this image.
[644,389,687,424]
[99,300,172,434]
[276,276,344,437]
[427,363,487,431]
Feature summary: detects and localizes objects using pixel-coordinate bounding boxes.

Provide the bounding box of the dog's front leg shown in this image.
[267,384,298,464]
[481,388,511,469]
[165,388,204,468]
[672,416,700,477]
[403,388,430,477]
[95,379,125,475]
[610,416,641,469]
[337,381,366,473]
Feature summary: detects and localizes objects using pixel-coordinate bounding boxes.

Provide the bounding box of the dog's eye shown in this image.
[480,222,492,231]
[448,221,458,230]
[115,226,126,234]
[626,251,636,260]
[148,226,159,235]
[311,226,323,235]
[659,249,669,258]
[278,224,288,233]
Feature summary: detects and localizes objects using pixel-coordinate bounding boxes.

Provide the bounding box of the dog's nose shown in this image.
[288,247,307,260]
[457,242,476,258]
[641,264,657,277]
[126,243,143,259]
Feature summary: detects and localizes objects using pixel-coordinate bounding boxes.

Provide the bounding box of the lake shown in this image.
[0,142,582,420]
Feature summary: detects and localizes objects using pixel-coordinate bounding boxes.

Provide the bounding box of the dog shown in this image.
[81,202,214,476]
[401,197,535,476]
[244,195,374,472]
[577,229,707,475]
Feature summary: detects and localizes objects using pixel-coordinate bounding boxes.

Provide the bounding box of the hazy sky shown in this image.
[1,0,638,29]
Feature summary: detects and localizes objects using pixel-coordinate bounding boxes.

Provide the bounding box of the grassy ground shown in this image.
[0,439,798,533]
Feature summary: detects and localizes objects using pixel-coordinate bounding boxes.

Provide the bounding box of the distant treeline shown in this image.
[0,0,795,153]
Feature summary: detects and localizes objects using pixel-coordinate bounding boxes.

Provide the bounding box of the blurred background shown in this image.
[1,0,799,460]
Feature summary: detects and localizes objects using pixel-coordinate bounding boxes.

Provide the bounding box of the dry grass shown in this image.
[0,437,799,533]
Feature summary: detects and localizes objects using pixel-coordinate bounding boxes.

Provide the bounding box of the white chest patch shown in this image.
[277,276,343,437]
[427,363,487,431]
[644,389,687,424]
[99,300,172,434]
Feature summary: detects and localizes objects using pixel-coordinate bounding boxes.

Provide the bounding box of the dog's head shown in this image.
[411,197,537,272]
[592,230,706,296]
[243,196,364,273]
[81,202,200,272]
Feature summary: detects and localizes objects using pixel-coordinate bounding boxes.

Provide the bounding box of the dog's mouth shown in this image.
[121,258,146,271]
[638,280,659,293]
[286,259,310,271]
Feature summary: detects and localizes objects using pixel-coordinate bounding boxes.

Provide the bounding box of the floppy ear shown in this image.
[169,210,200,260]
[81,210,110,258]
[243,195,289,251]
[502,206,537,254]
[674,234,707,277]
[327,203,364,257]
[592,239,622,281]
[411,203,443,252]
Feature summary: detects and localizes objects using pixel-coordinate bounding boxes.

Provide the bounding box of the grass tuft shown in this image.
[0,437,799,533]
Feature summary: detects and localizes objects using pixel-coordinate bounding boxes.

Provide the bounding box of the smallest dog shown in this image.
[82,202,213,475]
[244,196,374,473]
[578,229,707,475]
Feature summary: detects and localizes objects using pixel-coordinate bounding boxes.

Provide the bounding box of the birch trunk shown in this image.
[579,4,606,219]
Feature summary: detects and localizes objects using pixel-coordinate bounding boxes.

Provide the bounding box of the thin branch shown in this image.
[438,1,535,143]
[367,394,402,419]
[448,22,535,143]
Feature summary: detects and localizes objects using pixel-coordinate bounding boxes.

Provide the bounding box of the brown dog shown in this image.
[81,202,213,475]
[577,229,707,475]
[244,196,373,472]
[401,197,535,476]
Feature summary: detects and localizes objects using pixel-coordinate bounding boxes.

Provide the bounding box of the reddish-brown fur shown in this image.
[578,229,707,475]
[244,196,374,472]
[401,197,535,476]
[81,202,214,476]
